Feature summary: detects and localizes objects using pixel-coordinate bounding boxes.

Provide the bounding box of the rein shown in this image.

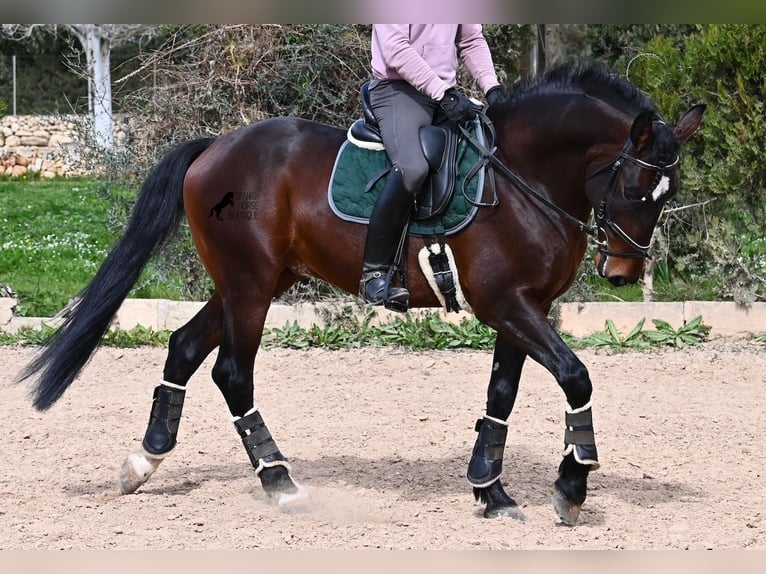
[459,111,679,261]
[459,114,598,237]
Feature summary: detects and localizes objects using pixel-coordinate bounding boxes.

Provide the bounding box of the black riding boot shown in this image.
[359,166,413,312]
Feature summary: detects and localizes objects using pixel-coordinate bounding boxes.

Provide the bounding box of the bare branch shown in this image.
[662,198,718,214]
[0,24,52,39]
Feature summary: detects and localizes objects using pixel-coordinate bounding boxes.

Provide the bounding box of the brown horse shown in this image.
[19,63,704,525]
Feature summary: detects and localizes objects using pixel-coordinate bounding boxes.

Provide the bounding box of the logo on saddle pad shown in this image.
[328,119,487,237]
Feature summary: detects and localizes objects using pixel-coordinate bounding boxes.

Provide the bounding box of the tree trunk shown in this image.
[77,25,113,148]
[642,258,655,302]
[520,25,546,82]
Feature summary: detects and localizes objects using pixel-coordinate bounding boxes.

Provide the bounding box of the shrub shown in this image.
[628,25,766,304]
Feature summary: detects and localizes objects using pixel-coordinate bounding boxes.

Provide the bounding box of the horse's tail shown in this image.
[18,137,216,411]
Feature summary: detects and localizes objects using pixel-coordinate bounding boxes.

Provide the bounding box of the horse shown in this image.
[18,62,704,525]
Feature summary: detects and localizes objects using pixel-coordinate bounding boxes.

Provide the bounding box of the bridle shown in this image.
[459,111,680,261]
[588,140,680,260]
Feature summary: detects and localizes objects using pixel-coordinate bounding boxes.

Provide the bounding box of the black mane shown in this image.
[510,61,656,116]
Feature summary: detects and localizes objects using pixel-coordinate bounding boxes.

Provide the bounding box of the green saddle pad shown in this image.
[327,124,486,236]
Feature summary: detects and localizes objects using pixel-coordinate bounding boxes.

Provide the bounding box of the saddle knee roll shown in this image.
[467,415,508,488]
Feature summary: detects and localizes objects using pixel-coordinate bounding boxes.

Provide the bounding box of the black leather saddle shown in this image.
[348,82,461,221]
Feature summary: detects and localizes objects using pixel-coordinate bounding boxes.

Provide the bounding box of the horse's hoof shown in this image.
[273,484,311,509]
[485,504,529,523]
[119,450,164,494]
[552,491,581,525]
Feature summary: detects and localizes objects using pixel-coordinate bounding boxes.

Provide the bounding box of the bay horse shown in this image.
[18,62,704,525]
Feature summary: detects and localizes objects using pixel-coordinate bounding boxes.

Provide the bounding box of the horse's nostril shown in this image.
[608,275,631,287]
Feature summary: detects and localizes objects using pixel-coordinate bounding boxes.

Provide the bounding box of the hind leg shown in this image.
[212,293,307,507]
[120,295,224,494]
[468,334,529,522]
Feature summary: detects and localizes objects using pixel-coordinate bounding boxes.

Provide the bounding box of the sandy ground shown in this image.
[0,341,764,550]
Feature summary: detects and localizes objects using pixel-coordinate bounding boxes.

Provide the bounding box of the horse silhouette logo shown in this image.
[209,192,234,221]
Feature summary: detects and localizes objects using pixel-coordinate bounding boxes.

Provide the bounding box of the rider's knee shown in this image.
[396,159,429,193]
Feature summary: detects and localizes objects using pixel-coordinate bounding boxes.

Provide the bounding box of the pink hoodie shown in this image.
[371,24,499,101]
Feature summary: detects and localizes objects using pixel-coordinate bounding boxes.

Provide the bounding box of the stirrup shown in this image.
[359,270,409,312]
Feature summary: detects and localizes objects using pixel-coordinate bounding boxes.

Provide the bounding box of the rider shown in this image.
[359,24,506,311]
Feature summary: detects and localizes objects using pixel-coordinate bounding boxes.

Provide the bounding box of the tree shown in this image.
[0,24,162,147]
[627,25,766,303]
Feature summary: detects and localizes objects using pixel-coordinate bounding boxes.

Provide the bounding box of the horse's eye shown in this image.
[622,185,642,199]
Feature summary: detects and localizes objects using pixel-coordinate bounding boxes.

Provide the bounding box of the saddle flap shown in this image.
[415,122,460,220]
[419,125,448,172]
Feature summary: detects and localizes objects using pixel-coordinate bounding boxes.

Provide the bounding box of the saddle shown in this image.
[347,82,461,221]
[329,85,492,313]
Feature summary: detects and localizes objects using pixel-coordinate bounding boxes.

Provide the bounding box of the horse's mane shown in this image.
[509,61,656,116]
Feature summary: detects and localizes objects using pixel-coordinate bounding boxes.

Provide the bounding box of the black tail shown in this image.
[18,137,216,411]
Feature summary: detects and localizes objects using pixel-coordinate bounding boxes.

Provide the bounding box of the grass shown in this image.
[583,275,719,303]
[0,178,117,316]
[0,177,203,316]
[0,310,714,351]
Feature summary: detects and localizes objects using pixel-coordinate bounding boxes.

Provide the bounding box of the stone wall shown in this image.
[0,114,129,178]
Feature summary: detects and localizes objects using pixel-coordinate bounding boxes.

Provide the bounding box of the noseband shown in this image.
[589,142,680,260]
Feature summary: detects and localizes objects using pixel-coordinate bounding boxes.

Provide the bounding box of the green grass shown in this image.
[0,178,118,316]
[582,276,718,303]
[0,310,716,351]
[0,177,200,317]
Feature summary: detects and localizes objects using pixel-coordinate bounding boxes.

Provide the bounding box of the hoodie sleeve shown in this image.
[371,24,452,100]
[455,24,500,94]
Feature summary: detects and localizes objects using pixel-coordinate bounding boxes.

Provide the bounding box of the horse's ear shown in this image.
[629,110,655,152]
[673,103,706,144]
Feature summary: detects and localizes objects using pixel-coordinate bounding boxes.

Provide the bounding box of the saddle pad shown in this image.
[327,125,486,237]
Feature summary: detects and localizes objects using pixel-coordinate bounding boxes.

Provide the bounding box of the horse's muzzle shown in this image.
[606,274,633,287]
[594,251,643,286]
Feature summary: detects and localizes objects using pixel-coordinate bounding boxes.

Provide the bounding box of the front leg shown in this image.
[475,301,600,525]
[468,337,529,522]
[552,401,599,525]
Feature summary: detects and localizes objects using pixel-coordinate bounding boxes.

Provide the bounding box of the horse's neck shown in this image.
[498,98,626,220]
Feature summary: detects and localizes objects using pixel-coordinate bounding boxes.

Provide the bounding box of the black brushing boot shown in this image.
[359,165,413,312]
